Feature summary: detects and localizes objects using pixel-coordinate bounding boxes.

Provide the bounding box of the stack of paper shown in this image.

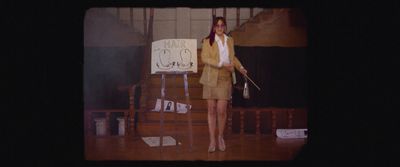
[151,98,191,114]
[142,136,177,147]
[276,129,308,139]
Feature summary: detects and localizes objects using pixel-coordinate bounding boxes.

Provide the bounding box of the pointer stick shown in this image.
[243,74,261,91]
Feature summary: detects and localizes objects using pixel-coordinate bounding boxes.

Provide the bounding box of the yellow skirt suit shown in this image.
[199,36,244,100]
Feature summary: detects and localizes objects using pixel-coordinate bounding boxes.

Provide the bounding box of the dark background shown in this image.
[232,46,307,107]
[83,46,143,109]
[4,0,398,166]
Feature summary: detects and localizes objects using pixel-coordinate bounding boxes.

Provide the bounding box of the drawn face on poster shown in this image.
[151,39,197,74]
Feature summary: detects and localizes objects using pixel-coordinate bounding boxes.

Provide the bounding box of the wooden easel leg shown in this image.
[173,74,179,152]
[183,73,193,151]
[160,74,165,152]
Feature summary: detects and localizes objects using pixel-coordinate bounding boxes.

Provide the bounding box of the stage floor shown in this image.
[85,131,307,161]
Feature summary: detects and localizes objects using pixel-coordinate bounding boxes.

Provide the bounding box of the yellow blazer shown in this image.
[199,36,243,87]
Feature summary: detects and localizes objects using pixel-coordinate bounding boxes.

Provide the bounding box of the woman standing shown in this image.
[199,16,248,152]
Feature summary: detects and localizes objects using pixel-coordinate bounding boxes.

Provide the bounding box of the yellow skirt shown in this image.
[202,69,232,100]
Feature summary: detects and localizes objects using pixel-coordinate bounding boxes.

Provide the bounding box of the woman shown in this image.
[199,16,248,152]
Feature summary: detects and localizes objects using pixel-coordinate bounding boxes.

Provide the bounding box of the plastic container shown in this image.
[116,117,125,136]
[94,118,106,136]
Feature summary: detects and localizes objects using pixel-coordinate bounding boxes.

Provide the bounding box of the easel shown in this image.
[156,71,193,151]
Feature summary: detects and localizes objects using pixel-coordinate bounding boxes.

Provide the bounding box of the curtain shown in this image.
[232,46,307,107]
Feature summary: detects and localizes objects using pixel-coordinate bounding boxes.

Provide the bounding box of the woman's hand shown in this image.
[239,67,247,76]
[223,63,234,72]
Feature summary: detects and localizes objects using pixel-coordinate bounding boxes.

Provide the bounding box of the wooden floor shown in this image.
[85,127,307,161]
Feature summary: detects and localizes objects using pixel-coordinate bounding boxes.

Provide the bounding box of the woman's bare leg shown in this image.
[217,100,228,151]
[207,99,217,152]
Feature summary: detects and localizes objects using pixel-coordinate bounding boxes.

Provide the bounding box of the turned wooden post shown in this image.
[288,108,294,129]
[85,110,91,135]
[128,85,136,135]
[105,112,111,135]
[256,110,261,135]
[272,109,277,134]
[227,98,233,135]
[240,110,244,135]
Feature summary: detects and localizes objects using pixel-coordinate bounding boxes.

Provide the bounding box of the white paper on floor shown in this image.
[151,98,192,114]
[151,99,175,112]
[176,102,191,114]
[142,136,178,147]
[276,129,308,139]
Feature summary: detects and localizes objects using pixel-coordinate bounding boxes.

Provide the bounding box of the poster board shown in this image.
[151,39,197,74]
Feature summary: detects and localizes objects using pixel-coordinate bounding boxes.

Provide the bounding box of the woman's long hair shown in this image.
[205,16,227,46]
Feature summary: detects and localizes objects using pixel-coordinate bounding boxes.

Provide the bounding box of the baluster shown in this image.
[106,112,111,136]
[256,110,260,135]
[272,110,277,135]
[240,110,244,135]
[86,111,91,135]
[227,97,233,135]
[128,85,136,135]
[288,108,294,128]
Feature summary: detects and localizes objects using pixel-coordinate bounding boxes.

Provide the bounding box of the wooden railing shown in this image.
[85,100,307,136]
[228,107,307,135]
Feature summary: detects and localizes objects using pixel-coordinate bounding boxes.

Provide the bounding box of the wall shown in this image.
[101,7,264,48]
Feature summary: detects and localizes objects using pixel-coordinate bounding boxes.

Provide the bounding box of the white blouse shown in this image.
[215,34,230,67]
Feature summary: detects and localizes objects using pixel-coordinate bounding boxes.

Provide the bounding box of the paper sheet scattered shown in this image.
[276,129,308,139]
[151,98,191,114]
[142,136,177,147]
